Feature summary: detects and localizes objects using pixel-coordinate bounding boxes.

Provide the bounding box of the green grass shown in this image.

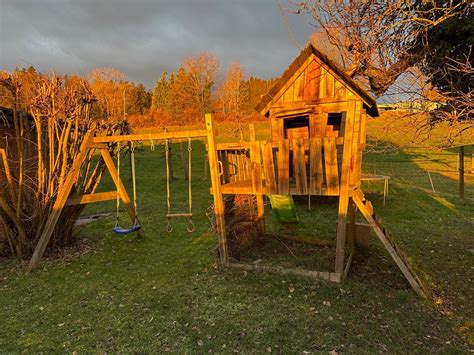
[0,121,473,352]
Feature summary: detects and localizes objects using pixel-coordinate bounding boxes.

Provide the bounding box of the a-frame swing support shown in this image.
[27,114,226,271]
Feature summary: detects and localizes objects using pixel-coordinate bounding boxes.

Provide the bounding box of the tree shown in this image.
[127,83,151,115]
[289,0,472,142]
[216,63,249,138]
[181,53,219,117]
[0,72,129,258]
[289,0,470,95]
[217,63,247,116]
[87,67,128,120]
[241,76,279,114]
[151,72,169,111]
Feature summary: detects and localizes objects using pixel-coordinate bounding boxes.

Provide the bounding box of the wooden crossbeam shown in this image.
[65,191,117,206]
[92,129,208,143]
[225,262,341,283]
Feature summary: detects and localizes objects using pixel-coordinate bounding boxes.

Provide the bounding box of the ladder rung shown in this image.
[167,213,193,218]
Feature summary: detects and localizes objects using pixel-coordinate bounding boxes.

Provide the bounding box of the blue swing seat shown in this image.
[113,224,142,235]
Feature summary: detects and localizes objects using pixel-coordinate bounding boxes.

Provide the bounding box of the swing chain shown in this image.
[165,138,172,233]
[130,141,139,226]
[164,137,195,233]
[115,142,121,228]
[187,138,194,232]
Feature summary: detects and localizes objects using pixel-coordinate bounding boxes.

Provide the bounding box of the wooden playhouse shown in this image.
[22,45,427,298]
[211,45,427,297]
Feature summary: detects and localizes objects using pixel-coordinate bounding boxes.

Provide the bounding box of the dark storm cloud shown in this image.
[0,0,314,87]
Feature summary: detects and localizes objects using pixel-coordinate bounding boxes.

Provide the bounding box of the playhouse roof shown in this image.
[255,44,379,117]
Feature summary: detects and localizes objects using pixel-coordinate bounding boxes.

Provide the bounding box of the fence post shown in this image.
[459,145,464,199]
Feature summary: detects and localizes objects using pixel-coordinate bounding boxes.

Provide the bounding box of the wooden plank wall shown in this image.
[220,138,343,196]
[275,59,355,105]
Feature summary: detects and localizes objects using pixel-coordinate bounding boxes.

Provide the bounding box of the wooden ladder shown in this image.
[352,188,429,298]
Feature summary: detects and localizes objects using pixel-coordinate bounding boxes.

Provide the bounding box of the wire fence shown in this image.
[362,145,473,200]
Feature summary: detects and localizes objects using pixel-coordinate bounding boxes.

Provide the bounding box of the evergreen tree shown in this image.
[151,72,169,110]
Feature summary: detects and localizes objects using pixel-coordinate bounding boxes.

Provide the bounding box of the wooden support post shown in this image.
[334,100,358,275]
[459,145,464,199]
[206,113,228,263]
[27,131,94,271]
[249,123,265,228]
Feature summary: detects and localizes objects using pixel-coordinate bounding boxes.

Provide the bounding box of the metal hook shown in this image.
[187,219,195,233]
[217,160,223,176]
[166,219,173,233]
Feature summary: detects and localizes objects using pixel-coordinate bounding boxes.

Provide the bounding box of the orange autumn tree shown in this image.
[0,72,128,258]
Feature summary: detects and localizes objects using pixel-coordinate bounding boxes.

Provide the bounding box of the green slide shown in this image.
[268,195,299,223]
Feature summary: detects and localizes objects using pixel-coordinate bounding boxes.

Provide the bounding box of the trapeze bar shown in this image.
[166,213,193,218]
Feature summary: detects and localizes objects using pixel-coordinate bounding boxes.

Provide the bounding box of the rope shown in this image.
[130,142,139,226]
[187,138,195,233]
[115,142,121,228]
[165,138,173,232]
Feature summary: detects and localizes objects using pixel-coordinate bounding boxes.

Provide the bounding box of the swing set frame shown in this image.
[26,112,427,299]
[27,114,229,271]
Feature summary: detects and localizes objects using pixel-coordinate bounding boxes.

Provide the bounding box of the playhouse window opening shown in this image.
[327,113,344,136]
[327,113,342,130]
[283,116,309,138]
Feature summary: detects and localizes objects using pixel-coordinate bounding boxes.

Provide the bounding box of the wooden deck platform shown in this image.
[218,179,341,196]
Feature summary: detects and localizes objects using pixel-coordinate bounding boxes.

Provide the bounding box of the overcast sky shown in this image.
[0,0,315,88]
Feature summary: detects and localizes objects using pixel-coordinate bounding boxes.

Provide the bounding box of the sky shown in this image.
[0,0,315,88]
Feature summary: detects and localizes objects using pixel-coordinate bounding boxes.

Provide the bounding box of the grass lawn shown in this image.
[0,121,472,353]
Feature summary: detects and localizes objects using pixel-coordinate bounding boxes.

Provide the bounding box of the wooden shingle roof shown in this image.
[255,44,379,117]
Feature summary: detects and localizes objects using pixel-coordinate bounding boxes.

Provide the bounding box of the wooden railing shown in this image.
[218,138,345,196]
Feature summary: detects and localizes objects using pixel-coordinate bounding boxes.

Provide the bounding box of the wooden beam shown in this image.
[262,140,277,194]
[309,138,323,194]
[206,113,228,263]
[293,139,308,194]
[334,100,358,274]
[352,189,428,298]
[87,143,109,150]
[225,262,341,283]
[92,129,208,143]
[65,191,117,206]
[323,137,339,194]
[249,123,265,229]
[278,139,290,194]
[27,131,94,271]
